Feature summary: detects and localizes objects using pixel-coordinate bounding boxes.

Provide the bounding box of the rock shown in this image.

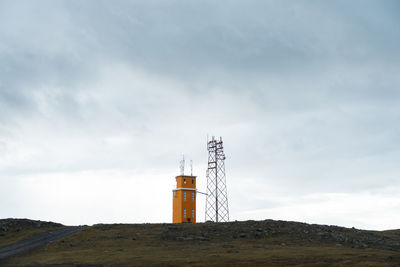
[239,233,246,238]
[281,243,286,246]
[168,225,178,230]
[93,224,112,231]
[177,236,193,241]
[227,250,239,253]
[114,233,125,239]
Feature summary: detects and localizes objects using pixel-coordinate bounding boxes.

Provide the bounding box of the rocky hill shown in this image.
[1,218,400,266]
[0,218,63,247]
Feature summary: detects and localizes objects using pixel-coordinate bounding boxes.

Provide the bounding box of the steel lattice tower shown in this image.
[205,136,229,222]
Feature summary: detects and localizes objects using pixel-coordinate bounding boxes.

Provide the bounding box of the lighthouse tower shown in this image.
[173,158,196,223]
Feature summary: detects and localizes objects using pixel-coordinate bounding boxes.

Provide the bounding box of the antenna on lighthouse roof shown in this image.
[180,155,185,175]
[190,160,193,176]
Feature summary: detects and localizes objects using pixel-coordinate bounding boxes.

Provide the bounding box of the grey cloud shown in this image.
[0,0,399,227]
[4,0,396,86]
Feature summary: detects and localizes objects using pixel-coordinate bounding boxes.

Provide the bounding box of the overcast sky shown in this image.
[1,0,400,230]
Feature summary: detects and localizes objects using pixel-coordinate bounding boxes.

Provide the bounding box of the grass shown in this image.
[0,219,64,247]
[2,220,400,266]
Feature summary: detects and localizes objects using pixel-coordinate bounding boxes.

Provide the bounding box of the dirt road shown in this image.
[0,226,85,261]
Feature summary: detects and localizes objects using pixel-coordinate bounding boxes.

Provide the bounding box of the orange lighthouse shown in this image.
[173,174,196,223]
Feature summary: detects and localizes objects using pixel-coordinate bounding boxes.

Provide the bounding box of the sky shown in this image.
[1,0,400,230]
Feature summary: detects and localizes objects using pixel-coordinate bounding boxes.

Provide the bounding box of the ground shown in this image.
[0,219,64,247]
[1,219,400,266]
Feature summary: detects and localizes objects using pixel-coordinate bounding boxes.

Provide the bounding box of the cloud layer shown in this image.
[1,0,399,229]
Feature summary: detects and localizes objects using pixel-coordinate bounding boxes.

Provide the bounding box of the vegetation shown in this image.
[0,219,63,247]
[2,219,400,266]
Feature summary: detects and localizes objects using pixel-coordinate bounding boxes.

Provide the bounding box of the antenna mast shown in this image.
[180,155,185,175]
[205,136,229,222]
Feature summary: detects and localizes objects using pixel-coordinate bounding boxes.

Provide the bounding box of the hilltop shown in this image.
[1,218,400,266]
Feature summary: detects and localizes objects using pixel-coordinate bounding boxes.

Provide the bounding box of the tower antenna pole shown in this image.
[205,136,229,222]
[180,155,185,175]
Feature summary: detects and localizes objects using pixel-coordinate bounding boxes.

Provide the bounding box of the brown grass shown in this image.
[3,220,400,266]
[0,219,64,247]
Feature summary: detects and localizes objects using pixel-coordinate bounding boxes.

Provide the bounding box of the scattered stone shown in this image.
[74,264,104,267]
[114,233,125,239]
[92,224,112,231]
[177,236,193,241]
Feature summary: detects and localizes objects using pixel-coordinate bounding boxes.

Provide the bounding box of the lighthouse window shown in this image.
[184,179,186,184]
[192,179,194,184]
[184,208,186,218]
[192,192,194,201]
[174,191,176,197]
[192,209,194,218]
[184,192,186,201]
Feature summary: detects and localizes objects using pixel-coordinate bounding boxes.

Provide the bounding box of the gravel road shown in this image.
[0,226,85,261]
